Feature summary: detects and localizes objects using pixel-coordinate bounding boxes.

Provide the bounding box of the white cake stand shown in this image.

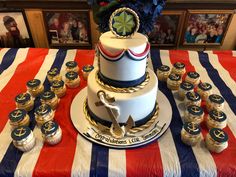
[70,87,172,149]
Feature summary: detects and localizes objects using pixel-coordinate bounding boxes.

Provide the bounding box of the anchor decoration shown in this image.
[95,90,135,138]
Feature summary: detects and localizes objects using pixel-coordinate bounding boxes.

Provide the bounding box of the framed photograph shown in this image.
[0,9,34,48]
[182,10,233,46]
[148,11,185,47]
[43,10,91,48]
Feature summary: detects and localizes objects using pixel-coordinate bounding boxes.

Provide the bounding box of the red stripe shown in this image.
[33,50,95,177]
[0,48,49,133]
[126,142,163,177]
[128,43,150,58]
[98,42,124,58]
[170,50,236,177]
[213,51,236,82]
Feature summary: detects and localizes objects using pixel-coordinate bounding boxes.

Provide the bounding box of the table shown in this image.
[0,48,235,177]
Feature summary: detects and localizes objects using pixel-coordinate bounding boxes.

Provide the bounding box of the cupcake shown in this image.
[41,121,62,145]
[184,105,204,124]
[171,62,186,76]
[65,61,79,73]
[156,65,171,81]
[178,81,194,100]
[207,110,227,129]
[185,71,200,86]
[65,71,80,88]
[11,126,36,152]
[167,73,182,90]
[26,79,44,97]
[51,80,66,98]
[205,128,228,153]
[35,104,55,127]
[40,91,59,110]
[206,94,225,112]
[197,82,213,101]
[181,122,201,146]
[15,92,34,112]
[9,109,30,129]
[184,91,201,107]
[82,65,94,80]
[47,68,61,83]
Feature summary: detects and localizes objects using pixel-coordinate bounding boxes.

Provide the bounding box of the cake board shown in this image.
[70,87,172,149]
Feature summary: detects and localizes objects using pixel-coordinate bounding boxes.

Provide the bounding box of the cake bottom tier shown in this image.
[87,68,158,125]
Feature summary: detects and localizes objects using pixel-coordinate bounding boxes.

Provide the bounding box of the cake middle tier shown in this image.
[87,68,158,126]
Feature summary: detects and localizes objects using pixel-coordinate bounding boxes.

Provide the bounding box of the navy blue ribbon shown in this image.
[0,48,19,74]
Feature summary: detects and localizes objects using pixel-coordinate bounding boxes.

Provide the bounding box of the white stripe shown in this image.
[108,149,126,177]
[149,51,181,177]
[232,51,236,57]
[205,51,236,97]
[0,48,10,64]
[0,48,29,92]
[161,50,217,177]
[188,51,236,138]
[14,49,76,177]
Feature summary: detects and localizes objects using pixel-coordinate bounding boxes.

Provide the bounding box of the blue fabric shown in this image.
[151,48,200,177]
[0,48,18,74]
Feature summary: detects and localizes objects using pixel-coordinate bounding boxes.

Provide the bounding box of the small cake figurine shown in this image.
[9,109,30,129]
[47,68,61,83]
[178,81,194,100]
[205,128,228,153]
[51,80,66,98]
[167,73,182,90]
[184,105,204,124]
[184,91,201,107]
[15,92,34,112]
[11,126,36,152]
[41,120,62,145]
[26,79,44,97]
[197,82,213,101]
[156,65,171,81]
[66,61,79,73]
[207,110,227,129]
[82,65,94,80]
[40,91,59,110]
[65,71,80,88]
[171,62,186,76]
[185,71,200,86]
[181,122,201,146]
[206,94,225,112]
[35,104,55,127]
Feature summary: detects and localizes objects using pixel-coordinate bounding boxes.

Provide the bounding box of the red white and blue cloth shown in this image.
[0,48,236,177]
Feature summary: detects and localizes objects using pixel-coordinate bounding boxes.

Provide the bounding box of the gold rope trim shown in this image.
[96,72,150,93]
[83,100,159,135]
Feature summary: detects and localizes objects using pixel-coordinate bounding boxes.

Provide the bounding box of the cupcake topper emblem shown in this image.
[12,110,23,118]
[14,127,27,137]
[213,129,226,139]
[43,121,56,133]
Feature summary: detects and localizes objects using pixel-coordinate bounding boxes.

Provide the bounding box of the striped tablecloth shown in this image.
[0,48,235,177]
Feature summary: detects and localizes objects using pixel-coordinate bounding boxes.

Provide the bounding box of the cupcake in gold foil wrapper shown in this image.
[185,71,200,87]
[206,94,224,112]
[184,91,201,108]
[167,73,182,90]
[205,128,228,153]
[15,92,34,112]
[206,110,227,129]
[171,62,186,76]
[65,71,80,88]
[178,81,194,100]
[181,122,201,146]
[35,104,55,127]
[197,82,212,101]
[156,65,171,81]
[82,65,94,80]
[51,80,66,98]
[184,105,204,124]
[41,121,62,145]
[11,126,36,152]
[40,91,59,110]
[26,79,44,97]
[47,68,61,83]
[66,61,79,73]
[9,109,30,129]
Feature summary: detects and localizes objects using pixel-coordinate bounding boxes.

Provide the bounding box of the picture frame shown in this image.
[0,9,34,48]
[148,10,185,47]
[43,10,92,49]
[181,10,233,46]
